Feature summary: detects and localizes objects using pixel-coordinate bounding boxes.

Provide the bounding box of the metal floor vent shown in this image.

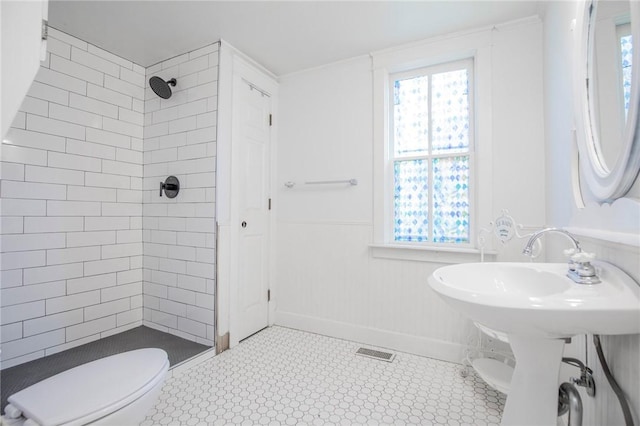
[355,347,396,362]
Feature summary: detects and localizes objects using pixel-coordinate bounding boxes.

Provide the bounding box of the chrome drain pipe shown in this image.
[559,382,583,426]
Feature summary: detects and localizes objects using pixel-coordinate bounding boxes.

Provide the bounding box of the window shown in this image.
[371,35,494,262]
[617,24,632,118]
[389,60,473,245]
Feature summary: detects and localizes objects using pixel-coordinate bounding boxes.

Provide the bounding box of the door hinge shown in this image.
[268,198,272,210]
[267,289,271,302]
[41,19,48,41]
[269,114,273,126]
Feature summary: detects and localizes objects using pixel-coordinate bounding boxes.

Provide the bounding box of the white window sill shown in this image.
[369,243,497,264]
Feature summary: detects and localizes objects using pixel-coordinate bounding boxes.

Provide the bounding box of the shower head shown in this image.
[149,76,177,99]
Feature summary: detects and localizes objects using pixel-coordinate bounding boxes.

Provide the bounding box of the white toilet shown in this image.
[1,348,169,426]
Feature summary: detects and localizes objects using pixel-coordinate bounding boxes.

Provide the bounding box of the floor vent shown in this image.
[355,347,396,362]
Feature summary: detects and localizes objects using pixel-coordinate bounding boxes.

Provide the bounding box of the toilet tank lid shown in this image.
[7,348,169,426]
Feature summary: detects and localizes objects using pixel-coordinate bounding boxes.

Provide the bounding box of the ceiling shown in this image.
[49,1,542,76]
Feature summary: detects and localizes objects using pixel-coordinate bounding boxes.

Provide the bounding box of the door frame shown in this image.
[216,40,279,349]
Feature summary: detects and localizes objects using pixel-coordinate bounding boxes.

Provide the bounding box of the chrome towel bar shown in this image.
[284,179,357,188]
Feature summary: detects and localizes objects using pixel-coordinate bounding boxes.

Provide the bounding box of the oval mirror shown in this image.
[575,0,640,201]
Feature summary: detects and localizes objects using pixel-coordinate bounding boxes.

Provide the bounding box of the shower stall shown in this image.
[0,27,220,409]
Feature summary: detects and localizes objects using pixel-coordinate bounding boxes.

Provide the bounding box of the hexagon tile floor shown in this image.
[141,326,505,425]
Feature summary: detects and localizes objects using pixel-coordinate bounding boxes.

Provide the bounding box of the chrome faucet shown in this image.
[522,228,600,284]
[522,228,581,255]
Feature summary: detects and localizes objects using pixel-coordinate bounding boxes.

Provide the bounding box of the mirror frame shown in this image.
[574,0,640,202]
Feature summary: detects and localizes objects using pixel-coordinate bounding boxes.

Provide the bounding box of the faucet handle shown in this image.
[570,252,600,282]
[571,252,595,263]
[564,249,578,271]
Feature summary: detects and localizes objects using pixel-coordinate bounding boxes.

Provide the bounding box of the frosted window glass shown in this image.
[621,35,632,118]
[432,69,470,154]
[432,157,470,243]
[393,76,429,157]
[393,159,429,242]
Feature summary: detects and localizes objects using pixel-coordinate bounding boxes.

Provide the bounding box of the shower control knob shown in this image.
[159,176,180,198]
[241,221,247,228]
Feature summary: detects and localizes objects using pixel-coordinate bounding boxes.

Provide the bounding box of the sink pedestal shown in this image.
[501,335,565,426]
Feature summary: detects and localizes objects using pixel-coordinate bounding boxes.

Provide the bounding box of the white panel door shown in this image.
[236,79,271,341]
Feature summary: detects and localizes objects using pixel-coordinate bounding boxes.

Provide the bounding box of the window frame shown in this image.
[387,59,475,247]
[370,33,495,263]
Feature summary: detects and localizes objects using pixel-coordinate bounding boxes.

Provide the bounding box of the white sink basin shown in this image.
[428,261,640,426]
[429,261,640,338]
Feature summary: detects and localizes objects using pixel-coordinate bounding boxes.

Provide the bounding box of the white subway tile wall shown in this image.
[142,45,218,346]
[1,30,218,369]
[0,29,144,369]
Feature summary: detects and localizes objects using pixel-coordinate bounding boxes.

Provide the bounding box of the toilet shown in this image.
[1,348,169,426]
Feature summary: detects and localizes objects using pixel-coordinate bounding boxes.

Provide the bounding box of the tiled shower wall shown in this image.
[0,28,145,368]
[0,31,218,368]
[142,43,219,346]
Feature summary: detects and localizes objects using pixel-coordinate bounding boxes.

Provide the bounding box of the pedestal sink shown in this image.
[428,261,640,426]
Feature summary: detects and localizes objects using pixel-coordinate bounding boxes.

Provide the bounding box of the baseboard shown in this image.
[275,311,467,364]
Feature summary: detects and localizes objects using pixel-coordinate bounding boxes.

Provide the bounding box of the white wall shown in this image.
[543,2,640,424]
[274,18,545,362]
[0,28,145,369]
[142,44,219,346]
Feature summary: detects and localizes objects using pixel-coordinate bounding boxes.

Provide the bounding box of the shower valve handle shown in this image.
[159,182,178,195]
[159,176,180,198]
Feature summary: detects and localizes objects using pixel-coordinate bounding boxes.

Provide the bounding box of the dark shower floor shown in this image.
[0,326,211,412]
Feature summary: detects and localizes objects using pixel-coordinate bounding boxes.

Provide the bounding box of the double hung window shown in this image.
[389,59,473,245]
